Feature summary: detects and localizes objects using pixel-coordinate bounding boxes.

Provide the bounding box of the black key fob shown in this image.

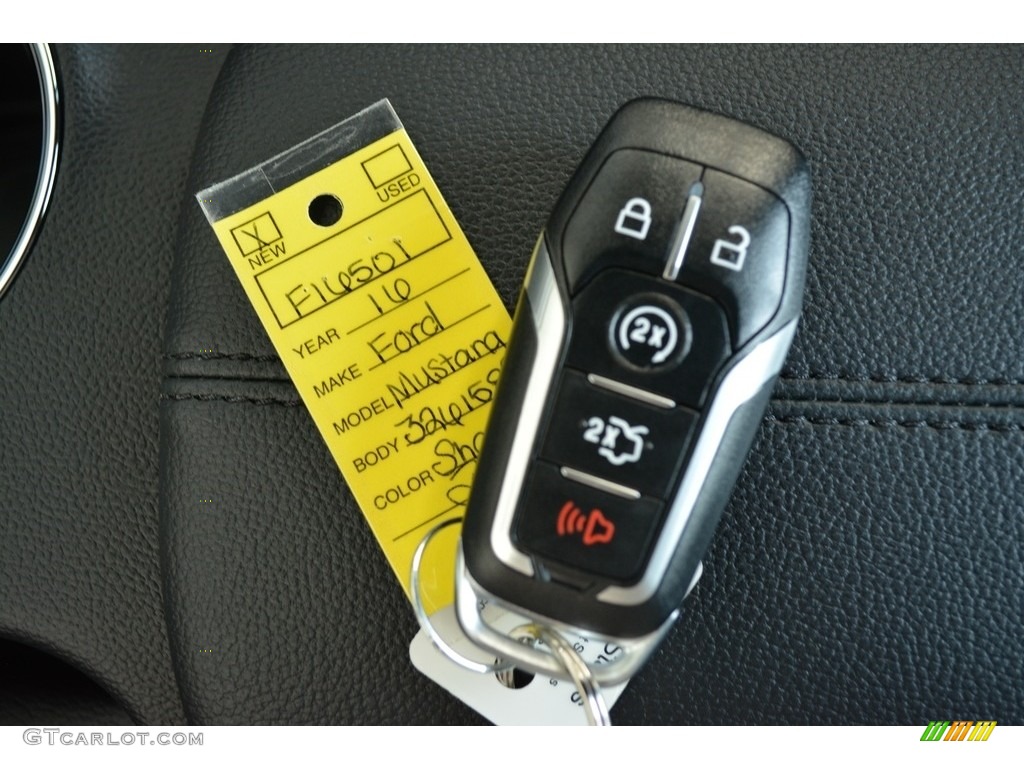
[456,99,811,682]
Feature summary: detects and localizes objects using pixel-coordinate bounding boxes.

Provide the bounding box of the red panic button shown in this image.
[513,462,663,583]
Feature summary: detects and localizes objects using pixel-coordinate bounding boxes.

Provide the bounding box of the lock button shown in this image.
[614,198,653,241]
[678,170,790,347]
[563,149,703,294]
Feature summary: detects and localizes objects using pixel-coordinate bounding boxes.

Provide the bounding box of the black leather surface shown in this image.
[0,44,227,724]
[157,44,1020,724]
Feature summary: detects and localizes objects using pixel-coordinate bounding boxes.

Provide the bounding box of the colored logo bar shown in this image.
[920,720,997,741]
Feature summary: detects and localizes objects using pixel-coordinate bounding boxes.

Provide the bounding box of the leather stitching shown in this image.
[165,352,280,362]
[159,393,1024,431]
[160,393,302,406]
[765,414,1024,432]
[779,372,1024,386]
[163,356,1024,387]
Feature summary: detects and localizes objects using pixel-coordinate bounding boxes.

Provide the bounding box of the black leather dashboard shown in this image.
[2,44,1022,725]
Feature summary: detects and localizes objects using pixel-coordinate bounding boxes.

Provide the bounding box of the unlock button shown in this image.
[563,149,703,293]
[679,170,791,346]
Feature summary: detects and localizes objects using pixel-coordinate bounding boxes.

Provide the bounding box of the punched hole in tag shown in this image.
[307,193,343,226]
[495,667,536,690]
[494,630,538,690]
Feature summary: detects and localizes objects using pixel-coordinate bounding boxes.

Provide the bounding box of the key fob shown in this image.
[456,99,810,681]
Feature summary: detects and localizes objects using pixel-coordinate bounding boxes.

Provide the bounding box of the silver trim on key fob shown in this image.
[488,237,565,578]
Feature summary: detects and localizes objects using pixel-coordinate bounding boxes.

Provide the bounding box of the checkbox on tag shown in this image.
[362,144,413,188]
[230,211,282,257]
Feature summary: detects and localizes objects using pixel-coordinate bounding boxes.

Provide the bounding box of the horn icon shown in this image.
[556,501,615,546]
[556,501,585,536]
[582,509,615,546]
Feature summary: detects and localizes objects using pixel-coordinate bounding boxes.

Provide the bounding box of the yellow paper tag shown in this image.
[198,101,511,613]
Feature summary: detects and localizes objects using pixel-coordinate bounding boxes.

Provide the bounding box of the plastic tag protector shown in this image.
[197,100,512,614]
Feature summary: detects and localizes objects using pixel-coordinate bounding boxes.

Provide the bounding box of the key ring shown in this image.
[514,624,612,726]
[411,518,612,725]
[410,516,513,675]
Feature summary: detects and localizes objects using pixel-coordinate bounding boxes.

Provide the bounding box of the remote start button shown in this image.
[610,294,691,370]
[567,269,731,408]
